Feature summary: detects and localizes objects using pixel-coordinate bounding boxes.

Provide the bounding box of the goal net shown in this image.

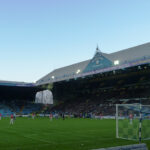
[116,104,150,141]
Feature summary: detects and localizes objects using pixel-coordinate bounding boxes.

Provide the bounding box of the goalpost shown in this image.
[116,104,150,142]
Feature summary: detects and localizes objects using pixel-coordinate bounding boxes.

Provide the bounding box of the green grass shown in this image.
[0,118,149,150]
[118,119,150,140]
[118,119,139,140]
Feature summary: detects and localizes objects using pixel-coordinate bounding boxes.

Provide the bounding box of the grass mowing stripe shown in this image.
[1,127,57,144]
[0,118,149,150]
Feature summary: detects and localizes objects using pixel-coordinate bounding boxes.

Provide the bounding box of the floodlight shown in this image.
[51,76,55,79]
[76,69,81,74]
[114,60,119,65]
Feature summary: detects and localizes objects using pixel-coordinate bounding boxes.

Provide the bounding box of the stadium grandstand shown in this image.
[0,80,43,116]
[36,42,150,85]
[0,42,150,150]
[35,42,150,117]
[0,42,150,116]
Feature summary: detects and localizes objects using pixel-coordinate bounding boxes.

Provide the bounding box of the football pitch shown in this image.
[0,118,150,150]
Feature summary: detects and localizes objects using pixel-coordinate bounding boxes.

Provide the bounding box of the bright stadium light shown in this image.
[51,76,55,79]
[76,69,81,74]
[114,60,119,65]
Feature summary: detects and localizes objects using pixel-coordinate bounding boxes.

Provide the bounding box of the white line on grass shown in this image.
[0,128,57,144]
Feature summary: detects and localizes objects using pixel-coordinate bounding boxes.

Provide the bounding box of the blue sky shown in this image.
[0,0,150,82]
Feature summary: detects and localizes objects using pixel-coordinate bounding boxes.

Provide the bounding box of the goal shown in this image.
[116,104,150,142]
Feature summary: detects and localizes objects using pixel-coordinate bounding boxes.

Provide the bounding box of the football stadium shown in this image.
[0,42,150,150]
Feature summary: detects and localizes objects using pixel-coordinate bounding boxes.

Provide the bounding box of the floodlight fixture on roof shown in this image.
[76,69,81,74]
[114,60,120,65]
[51,76,55,79]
